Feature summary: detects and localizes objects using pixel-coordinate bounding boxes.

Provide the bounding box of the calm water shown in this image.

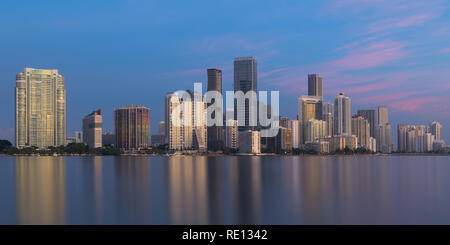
[1,155,450,225]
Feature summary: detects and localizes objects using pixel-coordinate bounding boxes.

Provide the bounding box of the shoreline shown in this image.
[1,153,449,157]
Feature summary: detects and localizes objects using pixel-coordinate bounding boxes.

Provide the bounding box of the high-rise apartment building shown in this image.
[225,120,239,150]
[351,115,370,149]
[114,105,150,150]
[357,109,377,138]
[305,119,327,142]
[207,68,224,151]
[334,93,351,136]
[15,68,66,148]
[430,121,442,141]
[288,120,300,149]
[239,130,260,154]
[234,56,257,131]
[166,91,207,151]
[308,74,323,98]
[378,106,389,125]
[298,96,322,144]
[82,109,102,148]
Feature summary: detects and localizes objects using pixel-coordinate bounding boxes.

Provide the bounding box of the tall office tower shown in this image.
[288,120,300,149]
[334,93,351,136]
[239,130,261,154]
[323,113,333,137]
[378,106,389,125]
[298,96,322,144]
[15,68,66,148]
[158,121,165,135]
[351,115,370,149]
[397,124,409,152]
[225,120,239,150]
[308,74,323,98]
[234,56,257,131]
[166,91,207,151]
[279,117,291,128]
[82,109,102,148]
[207,68,224,151]
[357,109,377,138]
[377,123,392,153]
[114,105,150,150]
[305,119,327,142]
[430,121,442,141]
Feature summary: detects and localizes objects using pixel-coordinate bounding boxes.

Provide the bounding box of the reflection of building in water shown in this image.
[114,157,150,224]
[167,156,209,224]
[80,156,103,224]
[15,157,66,224]
[229,157,262,224]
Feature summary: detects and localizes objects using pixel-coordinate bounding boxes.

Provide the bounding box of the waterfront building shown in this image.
[369,137,377,152]
[357,109,377,138]
[234,56,257,131]
[225,119,239,150]
[331,134,358,152]
[305,119,327,143]
[430,121,442,141]
[165,91,207,151]
[151,134,165,147]
[334,93,351,136]
[304,140,330,154]
[15,68,66,148]
[82,109,102,148]
[378,106,389,125]
[288,119,300,149]
[351,115,370,149]
[207,68,224,151]
[308,74,323,99]
[298,95,322,144]
[114,105,150,150]
[239,130,260,154]
[377,123,393,153]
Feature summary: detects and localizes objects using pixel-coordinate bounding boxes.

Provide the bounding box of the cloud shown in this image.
[330,40,407,70]
[440,48,450,54]
[367,14,435,33]
[390,97,439,111]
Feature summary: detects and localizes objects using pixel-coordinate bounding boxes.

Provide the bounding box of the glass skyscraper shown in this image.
[15,68,66,148]
[308,74,323,99]
[233,56,257,131]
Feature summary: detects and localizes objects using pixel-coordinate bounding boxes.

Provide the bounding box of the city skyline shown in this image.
[1,1,450,144]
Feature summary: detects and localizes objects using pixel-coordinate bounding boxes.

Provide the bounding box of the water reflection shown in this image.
[113,157,151,224]
[5,155,450,224]
[15,156,66,225]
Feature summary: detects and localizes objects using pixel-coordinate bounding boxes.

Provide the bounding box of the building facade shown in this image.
[239,130,260,154]
[334,93,351,136]
[357,109,377,138]
[234,56,257,131]
[15,68,66,148]
[225,120,239,150]
[308,74,323,98]
[82,109,102,148]
[351,115,370,149]
[207,68,224,151]
[114,105,150,150]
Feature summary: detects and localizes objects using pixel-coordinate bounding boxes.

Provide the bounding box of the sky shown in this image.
[1,0,450,145]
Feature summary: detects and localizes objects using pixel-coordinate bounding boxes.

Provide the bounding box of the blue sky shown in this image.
[1,0,450,143]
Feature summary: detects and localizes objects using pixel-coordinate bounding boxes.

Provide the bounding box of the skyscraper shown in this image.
[430,121,442,141]
[378,106,389,125]
[234,56,257,131]
[334,93,351,136]
[357,109,377,138]
[298,96,322,144]
[114,105,150,150]
[166,91,207,151]
[308,74,323,98]
[305,119,327,142]
[207,68,224,151]
[225,119,239,150]
[15,68,66,148]
[82,109,102,148]
[351,115,370,149]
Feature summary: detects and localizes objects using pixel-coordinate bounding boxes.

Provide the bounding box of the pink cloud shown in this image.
[390,97,439,111]
[330,41,407,70]
[368,14,434,33]
[440,48,450,53]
